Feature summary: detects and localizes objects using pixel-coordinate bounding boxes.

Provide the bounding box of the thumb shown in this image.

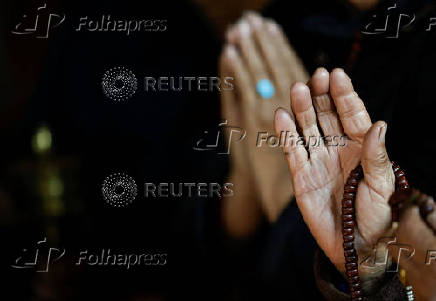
[361,121,395,200]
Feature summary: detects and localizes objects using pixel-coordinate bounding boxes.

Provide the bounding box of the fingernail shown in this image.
[247,12,262,29]
[378,122,387,141]
[238,20,251,37]
[315,67,328,77]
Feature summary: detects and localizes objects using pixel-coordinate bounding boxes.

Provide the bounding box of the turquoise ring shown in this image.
[256,79,275,99]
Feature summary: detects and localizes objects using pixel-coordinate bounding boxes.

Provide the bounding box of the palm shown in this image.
[293,139,362,265]
[275,69,394,269]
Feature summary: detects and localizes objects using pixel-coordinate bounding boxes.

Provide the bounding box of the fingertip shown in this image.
[274,108,293,133]
[220,45,238,71]
[290,82,311,112]
[363,121,382,147]
[291,82,310,93]
[330,68,354,97]
[315,67,329,75]
[224,44,238,59]
[331,68,345,77]
[237,19,251,38]
[275,107,291,123]
[311,67,330,96]
[377,121,387,142]
[365,121,386,143]
[265,19,281,34]
[245,11,263,30]
[225,25,238,43]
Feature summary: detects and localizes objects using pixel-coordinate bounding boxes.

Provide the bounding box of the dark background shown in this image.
[1,0,435,300]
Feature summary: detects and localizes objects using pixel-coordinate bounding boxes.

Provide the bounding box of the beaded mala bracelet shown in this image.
[341,162,410,301]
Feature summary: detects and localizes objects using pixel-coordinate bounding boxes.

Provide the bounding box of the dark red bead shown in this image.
[343,192,355,200]
[352,165,363,175]
[395,171,404,178]
[347,177,358,186]
[344,185,357,193]
[343,220,355,228]
[351,290,362,298]
[343,235,354,242]
[348,275,360,284]
[343,242,354,250]
[342,199,353,208]
[351,282,362,291]
[342,208,355,215]
[397,177,408,187]
[345,249,356,257]
[346,269,358,277]
[398,184,410,191]
[345,262,357,270]
[342,228,354,235]
[342,214,353,222]
[346,256,358,263]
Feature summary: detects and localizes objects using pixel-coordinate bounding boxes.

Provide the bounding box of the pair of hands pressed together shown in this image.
[220,12,308,233]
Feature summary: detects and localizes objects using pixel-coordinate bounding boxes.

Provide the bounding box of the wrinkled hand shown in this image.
[274,68,395,285]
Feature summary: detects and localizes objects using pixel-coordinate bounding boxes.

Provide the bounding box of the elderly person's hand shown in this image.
[274,67,396,293]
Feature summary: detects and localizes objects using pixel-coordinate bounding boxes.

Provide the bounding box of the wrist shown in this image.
[332,247,388,295]
[221,169,262,238]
